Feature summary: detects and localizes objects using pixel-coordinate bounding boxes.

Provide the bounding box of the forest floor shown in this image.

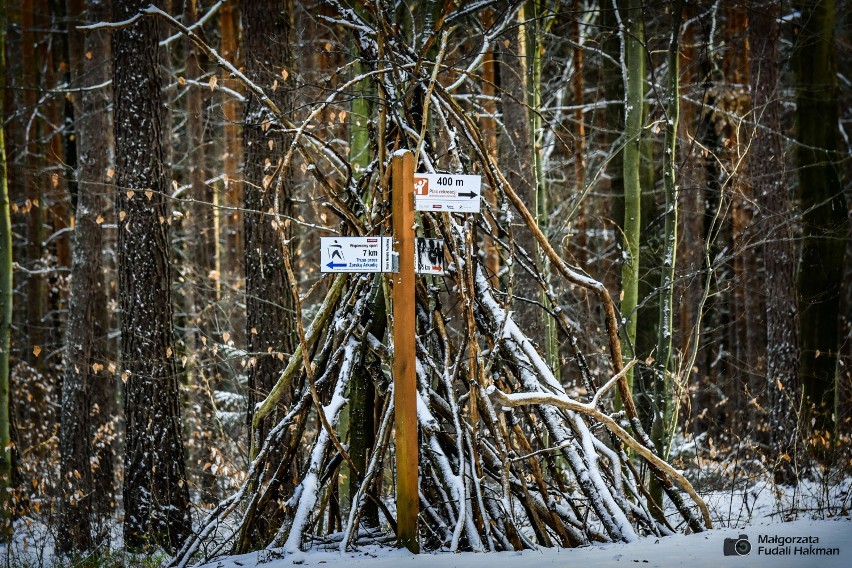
[4,471,851,567]
[205,517,851,568]
[203,475,852,568]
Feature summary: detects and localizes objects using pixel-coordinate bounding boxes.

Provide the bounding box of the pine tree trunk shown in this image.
[793,0,848,439]
[242,0,295,432]
[113,0,189,552]
[242,0,296,543]
[498,5,543,349]
[220,0,241,290]
[57,0,115,555]
[480,9,499,285]
[601,2,624,308]
[748,0,800,480]
[20,0,45,382]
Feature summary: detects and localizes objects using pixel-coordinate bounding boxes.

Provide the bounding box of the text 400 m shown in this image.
[435,176,464,187]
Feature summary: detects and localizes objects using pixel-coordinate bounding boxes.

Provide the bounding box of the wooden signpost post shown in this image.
[321,151,479,553]
[390,150,419,553]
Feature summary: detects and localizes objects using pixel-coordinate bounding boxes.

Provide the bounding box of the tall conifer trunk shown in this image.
[57,0,115,555]
[113,0,189,551]
[793,0,848,439]
[242,0,296,544]
[748,0,800,480]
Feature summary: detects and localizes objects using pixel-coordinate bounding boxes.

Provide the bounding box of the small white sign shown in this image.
[415,239,444,275]
[414,173,481,213]
[320,236,393,273]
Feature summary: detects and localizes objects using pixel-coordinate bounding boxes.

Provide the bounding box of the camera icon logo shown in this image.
[723,534,752,556]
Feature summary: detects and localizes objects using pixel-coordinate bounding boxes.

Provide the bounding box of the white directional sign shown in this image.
[415,238,444,275]
[413,173,481,213]
[320,236,394,273]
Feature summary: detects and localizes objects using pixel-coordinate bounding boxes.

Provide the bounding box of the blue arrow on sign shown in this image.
[326,261,348,269]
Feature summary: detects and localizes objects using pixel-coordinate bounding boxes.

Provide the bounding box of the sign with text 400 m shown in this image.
[320,236,393,273]
[414,173,481,213]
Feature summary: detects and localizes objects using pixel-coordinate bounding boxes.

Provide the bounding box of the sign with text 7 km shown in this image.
[320,236,394,273]
[414,173,481,213]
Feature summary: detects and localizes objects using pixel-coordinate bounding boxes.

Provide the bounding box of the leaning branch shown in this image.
[485,385,712,529]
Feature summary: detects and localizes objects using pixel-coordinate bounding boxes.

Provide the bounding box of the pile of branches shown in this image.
[141,2,713,565]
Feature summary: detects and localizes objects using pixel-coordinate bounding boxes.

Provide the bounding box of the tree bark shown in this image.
[242,0,295,431]
[113,0,189,551]
[619,0,644,402]
[220,0,241,288]
[57,0,115,555]
[242,0,296,544]
[0,0,12,541]
[498,4,544,350]
[748,0,800,479]
[793,0,848,438]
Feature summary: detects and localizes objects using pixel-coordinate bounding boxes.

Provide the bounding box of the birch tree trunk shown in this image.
[113,0,189,551]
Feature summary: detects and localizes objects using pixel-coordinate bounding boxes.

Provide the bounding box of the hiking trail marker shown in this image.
[413,173,481,213]
[319,236,394,273]
[415,238,444,275]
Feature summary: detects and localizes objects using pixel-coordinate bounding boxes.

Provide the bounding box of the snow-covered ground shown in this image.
[199,476,852,568]
[202,518,851,568]
[5,476,850,567]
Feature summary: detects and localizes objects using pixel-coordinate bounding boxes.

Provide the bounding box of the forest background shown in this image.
[0,0,850,565]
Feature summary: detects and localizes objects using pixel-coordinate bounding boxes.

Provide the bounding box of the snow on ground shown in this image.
[4,476,850,567]
[201,477,852,568]
[202,518,852,568]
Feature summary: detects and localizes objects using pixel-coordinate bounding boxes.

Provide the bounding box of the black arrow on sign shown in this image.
[458,191,478,199]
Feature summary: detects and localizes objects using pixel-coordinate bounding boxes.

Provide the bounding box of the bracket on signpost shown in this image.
[391,150,419,553]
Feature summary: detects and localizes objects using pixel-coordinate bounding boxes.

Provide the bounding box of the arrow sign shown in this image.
[320,236,394,273]
[415,238,445,275]
[413,173,481,213]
